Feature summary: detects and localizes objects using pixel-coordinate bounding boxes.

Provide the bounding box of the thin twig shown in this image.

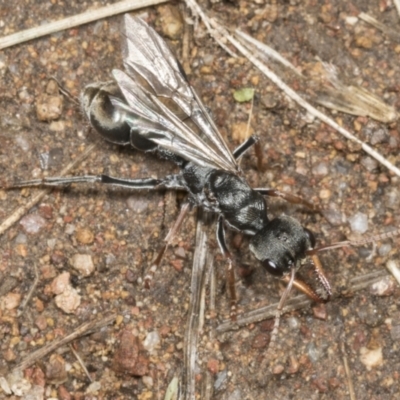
[19,263,40,315]
[394,0,400,19]
[216,270,389,333]
[386,260,400,286]
[235,30,303,76]
[342,343,356,400]
[14,314,116,371]
[0,143,96,236]
[69,344,93,382]
[184,0,400,177]
[359,12,400,41]
[0,0,168,50]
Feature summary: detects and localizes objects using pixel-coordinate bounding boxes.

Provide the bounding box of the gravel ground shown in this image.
[0,1,400,399]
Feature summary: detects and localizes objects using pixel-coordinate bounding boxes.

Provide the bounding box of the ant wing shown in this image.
[113,14,238,172]
[111,70,229,169]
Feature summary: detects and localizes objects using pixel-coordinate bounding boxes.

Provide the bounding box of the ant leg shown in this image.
[3,174,186,191]
[144,202,191,288]
[233,135,263,171]
[255,188,317,211]
[216,216,238,321]
[3,173,191,287]
[232,135,259,159]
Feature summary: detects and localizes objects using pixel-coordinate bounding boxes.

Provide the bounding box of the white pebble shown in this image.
[143,331,160,353]
[348,212,368,234]
[70,254,95,277]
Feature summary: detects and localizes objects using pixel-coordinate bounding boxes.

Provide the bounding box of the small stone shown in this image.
[3,348,17,362]
[360,156,378,172]
[126,195,150,213]
[49,120,65,132]
[113,329,149,376]
[75,228,94,244]
[359,346,383,370]
[22,384,44,400]
[36,93,63,121]
[312,304,327,320]
[35,315,48,331]
[157,5,183,40]
[312,162,329,176]
[174,247,186,259]
[272,364,284,374]
[70,254,95,277]
[143,331,160,354]
[85,381,101,394]
[45,354,67,384]
[348,212,368,234]
[370,277,395,297]
[46,79,59,95]
[319,189,331,199]
[55,286,81,314]
[251,333,269,349]
[50,272,71,295]
[0,376,11,395]
[57,385,71,400]
[7,370,31,396]
[0,292,21,310]
[0,276,19,297]
[142,376,153,389]
[207,358,219,374]
[20,214,47,234]
[38,204,53,219]
[170,259,183,272]
[354,35,373,49]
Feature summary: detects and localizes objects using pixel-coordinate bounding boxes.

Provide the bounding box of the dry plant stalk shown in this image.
[0,0,168,50]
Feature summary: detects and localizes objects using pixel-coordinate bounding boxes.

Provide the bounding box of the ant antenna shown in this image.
[309,228,400,254]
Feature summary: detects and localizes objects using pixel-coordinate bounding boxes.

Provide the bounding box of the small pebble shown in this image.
[370,277,395,297]
[348,212,368,234]
[378,243,392,256]
[312,162,329,176]
[86,381,101,394]
[45,354,67,384]
[113,329,149,376]
[142,376,153,389]
[0,377,11,395]
[360,156,378,172]
[36,93,63,121]
[70,254,95,277]
[126,195,149,213]
[55,286,81,314]
[207,358,219,374]
[359,346,383,370]
[319,189,331,199]
[143,331,160,354]
[50,272,71,295]
[157,4,183,40]
[20,214,47,234]
[0,292,21,310]
[251,333,269,349]
[75,228,94,244]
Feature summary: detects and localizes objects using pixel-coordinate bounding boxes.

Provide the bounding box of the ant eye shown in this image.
[262,259,282,276]
[304,228,316,248]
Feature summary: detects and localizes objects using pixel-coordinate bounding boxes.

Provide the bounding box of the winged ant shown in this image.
[4,15,398,328]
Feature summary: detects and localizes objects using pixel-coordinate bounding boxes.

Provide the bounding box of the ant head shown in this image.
[249,215,316,276]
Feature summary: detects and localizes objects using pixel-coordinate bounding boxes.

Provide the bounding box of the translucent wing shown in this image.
[112,14,238,172]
